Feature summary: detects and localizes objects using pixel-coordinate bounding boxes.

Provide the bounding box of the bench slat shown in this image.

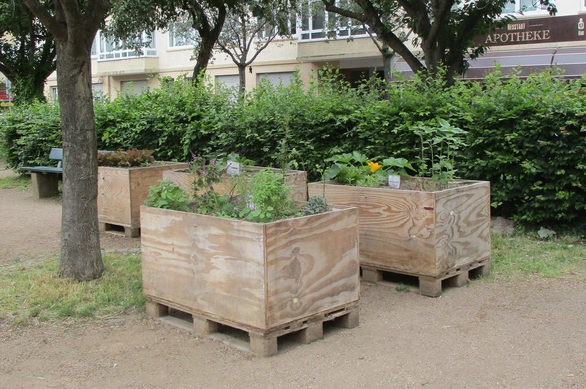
[20,166,63,174]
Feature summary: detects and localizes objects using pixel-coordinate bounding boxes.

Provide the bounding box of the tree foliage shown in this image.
[321,0,556,82]
[4,69,584,228]
[0,0,56,103]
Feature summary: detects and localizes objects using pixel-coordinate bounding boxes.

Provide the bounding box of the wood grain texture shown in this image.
[98,162,187,228]
[163,166,308,203]
[98,167,131,226]
[434,181,491,274]
[308,179,491,277]
[140,206,359,332]
[265,208,360,328]
[141,206,267,329]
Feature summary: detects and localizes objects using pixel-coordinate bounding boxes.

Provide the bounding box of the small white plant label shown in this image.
[226,161,240,175]
[246,195,257,210]
[388,175,401,189]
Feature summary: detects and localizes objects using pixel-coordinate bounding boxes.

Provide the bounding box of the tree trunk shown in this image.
[191,35,218,83]
[382,51,393,84]
[237,64,246,96]
[56,39,103,281]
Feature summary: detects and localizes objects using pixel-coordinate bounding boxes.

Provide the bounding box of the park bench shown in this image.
[19,147,63,199]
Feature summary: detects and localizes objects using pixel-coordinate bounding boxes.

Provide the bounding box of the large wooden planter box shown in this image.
[140,205,359,356]
[308,178,491,296]
[97,162,187,237]
[163,166,308,203]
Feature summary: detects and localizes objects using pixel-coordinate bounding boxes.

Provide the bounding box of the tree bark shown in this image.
[382,48,394,84]
[191,34,216,82]
[237,64,246,96]
[56,39,103,280]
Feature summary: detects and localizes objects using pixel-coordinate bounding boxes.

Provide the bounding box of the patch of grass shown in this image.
[491,234,586,279]
[0,175,31,190]
[0,253,145,325]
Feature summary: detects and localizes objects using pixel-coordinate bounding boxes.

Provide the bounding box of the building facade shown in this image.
[44,0,586,100]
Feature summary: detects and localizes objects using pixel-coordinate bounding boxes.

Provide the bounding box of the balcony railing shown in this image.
[94,30,157,61]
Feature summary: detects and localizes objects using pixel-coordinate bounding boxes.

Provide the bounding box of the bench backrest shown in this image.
[49,148,63,169]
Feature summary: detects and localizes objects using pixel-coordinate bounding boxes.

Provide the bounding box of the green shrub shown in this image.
[2,70,584,228]
[0,102,61,169]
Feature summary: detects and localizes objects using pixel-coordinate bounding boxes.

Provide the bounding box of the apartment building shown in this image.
[44,0,586,100]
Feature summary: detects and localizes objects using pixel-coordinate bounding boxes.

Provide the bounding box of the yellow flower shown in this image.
[367,161,382,173]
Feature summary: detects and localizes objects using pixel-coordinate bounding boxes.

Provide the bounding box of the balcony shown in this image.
[96,56,159,77]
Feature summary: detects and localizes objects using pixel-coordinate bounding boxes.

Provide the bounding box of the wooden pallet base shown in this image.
[99,222,139,238]
[146,299,359,357]
[361,259,490,297]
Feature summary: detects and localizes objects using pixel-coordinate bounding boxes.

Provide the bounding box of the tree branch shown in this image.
[216,40,241,65]
[355,0,425,73]
[321,0,365,23]
[85,0,111,37]
[245,33,276,67]
[427,0,455,44]
[22,0,66,41]
[57,0,82,27]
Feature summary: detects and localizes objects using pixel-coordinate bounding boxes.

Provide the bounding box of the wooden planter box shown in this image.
[140,205,360,356]
[163,166,308,203]
[308,178,491,297]
[97,162,187,237]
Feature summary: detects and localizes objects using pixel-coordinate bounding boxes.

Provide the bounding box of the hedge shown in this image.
[1,70,584,228]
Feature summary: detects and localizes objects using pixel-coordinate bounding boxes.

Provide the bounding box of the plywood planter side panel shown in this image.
[308,180,490,278]
[140,206,359,332]
[140,206,267,329]
[98,162,187,228]
[265,208,360,328]
[434,181,491,274]
[98,167,132,226]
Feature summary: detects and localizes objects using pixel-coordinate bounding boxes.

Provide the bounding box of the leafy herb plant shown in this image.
[323,151,413,187]
[237,169,298,223]
[144,180,190,212]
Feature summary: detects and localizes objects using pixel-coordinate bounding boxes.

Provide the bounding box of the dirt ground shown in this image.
[0,164,584,388]
[0,165,140,264]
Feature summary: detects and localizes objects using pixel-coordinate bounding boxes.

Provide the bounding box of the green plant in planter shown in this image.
[237,169,298,223]
[303,196,330,216]
[98,148,155,167]
[409,118,467,185]
[144,180,190,212]
[323,151,413,187]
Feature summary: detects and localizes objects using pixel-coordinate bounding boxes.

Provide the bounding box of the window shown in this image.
[168,22,198,48]
[50,86,58,102]
[120,80,149,95]
[98,31,156,60]
[502,0,548,14]
[215,75,240,90]
[256,72,294,87]
[299,0,366,41]
[301,0,326,40]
